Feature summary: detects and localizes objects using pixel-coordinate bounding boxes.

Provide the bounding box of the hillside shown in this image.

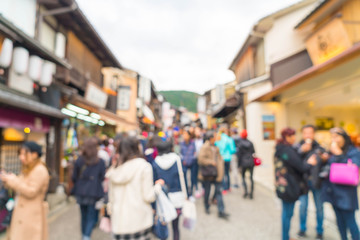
[159,91,199,112]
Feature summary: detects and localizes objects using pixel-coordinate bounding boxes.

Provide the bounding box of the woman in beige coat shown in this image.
[1,141,49,240]
[198,131,229,219]
[106,136,164,240]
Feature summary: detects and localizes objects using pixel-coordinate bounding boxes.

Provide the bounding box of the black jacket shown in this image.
[72,156,106,201]
[274,143,311,202]
[295,140,325,189]
[237,138,255,168]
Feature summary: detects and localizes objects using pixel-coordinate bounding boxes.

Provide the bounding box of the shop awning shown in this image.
[0,87,65,119]
[99,109,137,127]
[254,43,360,102]
[143,105,155,122]
[0,15,71,69]
[212,93,242,118]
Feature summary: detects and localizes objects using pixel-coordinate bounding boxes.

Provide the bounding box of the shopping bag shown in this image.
[153,216,169,239]
[99,217,112,233]
[156,190,177,223]
[182,197,196,231]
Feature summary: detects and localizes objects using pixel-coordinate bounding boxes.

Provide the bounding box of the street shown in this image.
[49,184,339,240]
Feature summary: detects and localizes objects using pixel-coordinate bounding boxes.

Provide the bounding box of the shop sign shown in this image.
[306,18,352,65]
[315,117,334,130]
[262,115,275,140]
[85,82,108,108]
[117,85,131,110]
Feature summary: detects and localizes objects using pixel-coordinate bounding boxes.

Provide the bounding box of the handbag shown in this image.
[329,159,359,186]
[153,192,169,239]
[99,217,112,233]
[254,157,262,166]
[176,158,197,231]
[200,165,217,177]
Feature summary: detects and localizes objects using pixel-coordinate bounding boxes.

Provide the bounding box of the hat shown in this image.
[240,129,248,139]
[23,141,42,157]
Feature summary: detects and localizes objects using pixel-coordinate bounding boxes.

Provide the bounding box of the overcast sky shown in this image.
[77,0,301,94]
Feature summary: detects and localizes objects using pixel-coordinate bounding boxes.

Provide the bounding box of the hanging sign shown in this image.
[117,85,131,110]
[85,82,108,108]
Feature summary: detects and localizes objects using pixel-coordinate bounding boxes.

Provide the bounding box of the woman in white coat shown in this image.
[106,136,163,240]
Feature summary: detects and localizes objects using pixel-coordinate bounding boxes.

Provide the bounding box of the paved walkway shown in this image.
[49,184,340,240]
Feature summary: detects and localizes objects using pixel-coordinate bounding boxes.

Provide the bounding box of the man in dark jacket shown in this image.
[237,130,256,199]
[295,125,325,240]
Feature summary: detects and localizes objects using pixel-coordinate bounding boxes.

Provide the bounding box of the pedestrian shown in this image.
[321,128,360,240]
[144,135,159,164]
[106,136,164,240]
[230,128,241,189]
[198,131,229,219]
[194,126,204,198]
[215,126,236,193]
[180,129,197,196]
[237,129,256,199]
[153,141,184,240]
[295,125,325,239]
[274,128,316,240]
[1,141,49,240]
[72,137,106,240]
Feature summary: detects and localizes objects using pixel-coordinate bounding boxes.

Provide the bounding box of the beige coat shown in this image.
[6,163,49,240]
[106,158,160,235]
[198,141,224,182]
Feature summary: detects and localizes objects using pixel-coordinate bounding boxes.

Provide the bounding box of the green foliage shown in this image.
[159,91,200,112]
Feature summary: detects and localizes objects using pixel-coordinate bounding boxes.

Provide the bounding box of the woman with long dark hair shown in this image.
[1,141,49,240]
[72,137,106,240]
[322,128,360,240]
[107,136,164,240]
[274,128,316,240]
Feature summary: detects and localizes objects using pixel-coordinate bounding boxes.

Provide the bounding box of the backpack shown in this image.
[274,155,301,202]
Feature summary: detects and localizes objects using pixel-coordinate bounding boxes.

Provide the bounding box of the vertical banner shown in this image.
[262,115,275,140]
[117,85,131,110]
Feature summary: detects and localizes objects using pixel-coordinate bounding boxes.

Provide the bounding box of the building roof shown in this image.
[295,0,349,29]
[39,0,123,69]
[229,0,318,71]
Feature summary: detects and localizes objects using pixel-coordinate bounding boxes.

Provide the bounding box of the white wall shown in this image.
[1,0,37,37]
[264,3,317,70]
[246,102,287,190]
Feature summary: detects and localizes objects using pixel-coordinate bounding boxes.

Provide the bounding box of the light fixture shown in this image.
[90,113,101,120]
[24,127,31,134]
[13,47,29,75]
[61,108,77,118]
[98,120,105,126]
[77,114,99,125]
[66,104,89,115]
[0,38,13,68]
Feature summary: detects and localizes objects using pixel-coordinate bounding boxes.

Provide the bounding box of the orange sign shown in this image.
[306,18,352,65]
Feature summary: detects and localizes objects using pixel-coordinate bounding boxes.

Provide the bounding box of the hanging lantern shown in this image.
[28,56,43,82]
[39,61,54,86]
[0,38,13,68]
[13,47,29,75]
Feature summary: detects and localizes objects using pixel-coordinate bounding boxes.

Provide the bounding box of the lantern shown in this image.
[39,61,54,86]
[0,38,13,68]
[28,55,43,82]
[13,47,29,75]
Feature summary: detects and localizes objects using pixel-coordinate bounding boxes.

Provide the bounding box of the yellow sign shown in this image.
[306,18,352,65]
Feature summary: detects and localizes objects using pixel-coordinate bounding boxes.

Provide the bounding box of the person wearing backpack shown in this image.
[72,138,106,240]
[153,141,184,240]
[274,128,316,240]
[237,129,256,199]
